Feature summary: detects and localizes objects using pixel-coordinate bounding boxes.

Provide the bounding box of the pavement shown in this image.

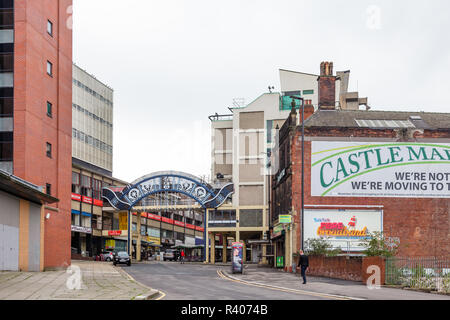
[0,260,160,300]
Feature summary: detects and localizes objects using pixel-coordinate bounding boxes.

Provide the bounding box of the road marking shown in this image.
[217,270,364,300]
[155,291,167,300]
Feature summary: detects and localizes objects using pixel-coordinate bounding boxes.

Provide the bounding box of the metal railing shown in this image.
[385,257,450,293]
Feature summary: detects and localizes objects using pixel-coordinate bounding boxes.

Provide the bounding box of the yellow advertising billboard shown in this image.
[119,212,128,231]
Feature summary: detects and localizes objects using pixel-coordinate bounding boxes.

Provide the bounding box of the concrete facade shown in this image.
[72,64,113,174]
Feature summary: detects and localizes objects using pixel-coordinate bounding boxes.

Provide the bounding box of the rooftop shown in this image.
[304,110,450,130]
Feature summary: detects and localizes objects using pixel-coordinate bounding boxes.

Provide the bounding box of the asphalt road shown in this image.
[119,262,349,300]
[119,261,450,301]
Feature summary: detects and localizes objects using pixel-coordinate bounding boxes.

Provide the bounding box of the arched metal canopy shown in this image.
[102,171,233,210]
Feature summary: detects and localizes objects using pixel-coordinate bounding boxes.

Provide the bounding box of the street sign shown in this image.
[279,215,292,224]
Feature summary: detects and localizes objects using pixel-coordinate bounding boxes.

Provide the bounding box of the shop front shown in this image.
[271,223,286,268]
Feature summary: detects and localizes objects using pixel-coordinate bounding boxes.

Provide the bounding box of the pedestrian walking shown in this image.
[297,250,309,284]
[180,249,185,264]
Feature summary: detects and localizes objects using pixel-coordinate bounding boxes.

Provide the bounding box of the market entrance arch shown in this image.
[102,171,233,261]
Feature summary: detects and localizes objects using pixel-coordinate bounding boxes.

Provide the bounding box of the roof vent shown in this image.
[410,115,422,121]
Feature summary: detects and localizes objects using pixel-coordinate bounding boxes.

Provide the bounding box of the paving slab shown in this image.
[0,260,159,300]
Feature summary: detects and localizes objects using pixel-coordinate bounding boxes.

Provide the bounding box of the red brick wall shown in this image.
[291,128,450,258]
[303,255,363,282]
[14,0,73,269]
[362,256,385,285]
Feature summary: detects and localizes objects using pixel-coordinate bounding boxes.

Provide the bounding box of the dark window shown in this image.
[0,10,13,29]
[0,97,12,116]
[72,172,80,194]
[92,178,102,200]
[47,20,53,36]
[45,183,51,196]
[0,140,12,160]
[46,61,53,76]
[47,101,52,117]
[46,142,52,158]
[80,175,92,197]
[0,53,13,71]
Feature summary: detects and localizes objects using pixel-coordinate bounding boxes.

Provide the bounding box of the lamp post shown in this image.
[290,96,305,251]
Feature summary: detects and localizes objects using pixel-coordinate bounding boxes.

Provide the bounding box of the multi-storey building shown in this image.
[0,0,73,270]
[72,64,113,174]
[208,62,368,264]
[70,64,129,258]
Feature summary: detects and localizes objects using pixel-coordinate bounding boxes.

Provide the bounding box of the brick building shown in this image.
[271,62,450,270]
[0,0,73,269]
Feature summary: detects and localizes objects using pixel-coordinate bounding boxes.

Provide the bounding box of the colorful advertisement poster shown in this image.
[231,242,244,274]
[304,209,382,252]
[311,142,450,198]
[119,212,128,231]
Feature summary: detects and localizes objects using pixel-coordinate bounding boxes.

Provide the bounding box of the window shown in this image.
[0,132,12,161]
[303,90,314,95]
[47,20,53,36]
[72,213,80,226]
[92,178,102,200]
[46,61,53,76]
[0,53,13,72]
[46,142,52,158]
[47,101,52,117]
[80,175,92,197]
[0,97,12,116]
[45,183,51,196]
[72,172,80,194]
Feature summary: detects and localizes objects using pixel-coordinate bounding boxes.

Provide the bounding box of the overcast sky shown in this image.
[72,0,450,183]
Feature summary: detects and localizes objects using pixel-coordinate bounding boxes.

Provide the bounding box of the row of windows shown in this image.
[72,128,113,155]
[0,3,12,166]
[73,79,113,107]
[72,172,104,200]
[73,103,112,128]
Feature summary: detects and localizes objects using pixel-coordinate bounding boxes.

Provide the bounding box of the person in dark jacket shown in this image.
[297,250,309,284]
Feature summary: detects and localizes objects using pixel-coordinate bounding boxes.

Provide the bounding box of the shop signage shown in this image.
[147,213,162,221]
[174,220,185,227]
[162,217,174,224]
[195,226,204,232]
[279,215,292,224]
[71,225,92,234]
[119,212,128,230]
[304,209,382,251]
[82,196,93,204]
[276,168,286,184]
[105,239,115,249]
[108,230,122,236]
[93,199,103,207]
[311,142,450,198]
[102,172,234,210]
[271,224,285,239]
[147,236,161,245]
[185,223,196,230]
[71,193,81,201]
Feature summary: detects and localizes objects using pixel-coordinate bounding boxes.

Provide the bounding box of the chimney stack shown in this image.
[318,61,336,110]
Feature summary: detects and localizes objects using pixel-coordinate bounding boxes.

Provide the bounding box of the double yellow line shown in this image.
[217,270,362,300]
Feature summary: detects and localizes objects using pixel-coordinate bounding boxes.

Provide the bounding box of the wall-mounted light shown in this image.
[45,213,51,220]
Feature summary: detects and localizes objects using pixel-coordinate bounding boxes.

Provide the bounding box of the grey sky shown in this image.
[73,0,450,183]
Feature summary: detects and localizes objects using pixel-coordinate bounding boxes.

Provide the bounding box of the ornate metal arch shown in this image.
[102,171,233,210]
